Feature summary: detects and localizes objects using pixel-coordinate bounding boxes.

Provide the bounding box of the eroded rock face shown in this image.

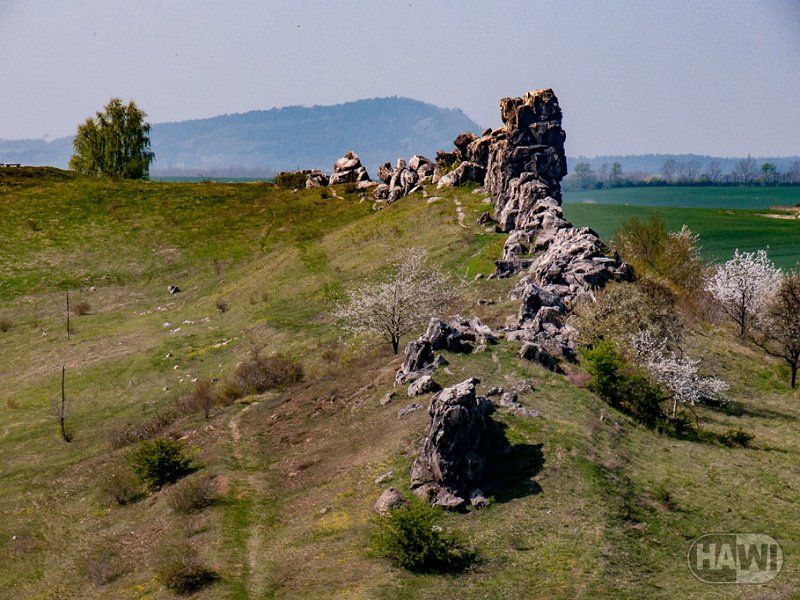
[477,89,633,361]
[410,378,497,509]
[305,170,329,188]
[329,150,370,185]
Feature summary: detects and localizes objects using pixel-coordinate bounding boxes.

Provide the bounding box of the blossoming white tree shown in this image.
[705,249,782,337]
[333,249,458,354]
[631,330,728,417]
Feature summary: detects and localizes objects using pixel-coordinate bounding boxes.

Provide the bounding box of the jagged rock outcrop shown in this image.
[373,155,434,203]
[329,150,370,185]
[410,378,497,509]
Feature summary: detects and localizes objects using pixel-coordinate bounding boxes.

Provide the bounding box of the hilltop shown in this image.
[0,97,481,177]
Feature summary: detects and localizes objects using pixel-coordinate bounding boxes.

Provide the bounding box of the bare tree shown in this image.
[733,155,758,185]
[706,161,723,184]
[660,159,677,183]
[753,273,800,388]
[333,249,459,354]
[52,365,72,442]
[787,161,800,185]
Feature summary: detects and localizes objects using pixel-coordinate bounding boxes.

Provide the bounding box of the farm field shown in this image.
[563,188,800,270]
[563,185,800,210]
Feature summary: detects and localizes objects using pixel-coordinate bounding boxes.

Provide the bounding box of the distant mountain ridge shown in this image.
[0,97,482,177]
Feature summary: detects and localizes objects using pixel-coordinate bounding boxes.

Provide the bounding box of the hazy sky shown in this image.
[1,0,798,156]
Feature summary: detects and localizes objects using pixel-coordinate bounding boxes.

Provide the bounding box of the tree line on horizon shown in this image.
[565,156,800,191]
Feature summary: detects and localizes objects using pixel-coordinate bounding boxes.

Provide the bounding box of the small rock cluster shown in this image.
[304,150,373,189]
[395,316,495,388]
[372,155,435,203]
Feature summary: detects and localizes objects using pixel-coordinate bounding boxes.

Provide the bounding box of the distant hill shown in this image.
[0,97,481,177]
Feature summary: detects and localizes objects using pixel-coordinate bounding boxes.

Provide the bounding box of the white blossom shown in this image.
[705,249,782,337]
[630,330,728,411]
[333,248,459,354]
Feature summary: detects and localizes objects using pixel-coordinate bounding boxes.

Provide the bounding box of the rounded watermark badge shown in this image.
[687,533,783,584]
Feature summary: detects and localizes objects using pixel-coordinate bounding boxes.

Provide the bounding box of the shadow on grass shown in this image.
[483,419,544,504]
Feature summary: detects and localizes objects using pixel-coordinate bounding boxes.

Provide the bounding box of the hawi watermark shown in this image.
[687,533,783,584]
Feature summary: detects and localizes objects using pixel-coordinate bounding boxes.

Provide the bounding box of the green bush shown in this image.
[128,438,192,490]
[154,540,216,594]
[371,496,474,572]
[583,339,627,405]
[583,340,665,428]
[273,170,308,189]
[719,427,754,447]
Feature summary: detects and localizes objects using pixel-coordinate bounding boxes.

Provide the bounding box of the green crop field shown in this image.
[564,185,800,210]
[562,190,800,270]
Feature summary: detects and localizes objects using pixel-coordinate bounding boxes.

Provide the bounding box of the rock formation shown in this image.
[410,378,498,509]
[329,150,370,185]
[373,155,435,203]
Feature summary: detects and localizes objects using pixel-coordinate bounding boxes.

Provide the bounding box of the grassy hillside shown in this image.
[1,169,799,599]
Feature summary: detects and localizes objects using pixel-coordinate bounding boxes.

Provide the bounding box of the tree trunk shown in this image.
[391,337,399,355]
[792,363,798,389]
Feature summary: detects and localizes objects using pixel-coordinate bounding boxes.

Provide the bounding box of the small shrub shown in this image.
[273,170,307,189]
[319,189,330,199]
[218,351,303,404]
[371,496,474,573]
[167,474,217,514]
[110,408,179,448]
[214,298,229,313]
[98,463,141,505]
[80,541,121,586]
[661,410,697,439]
[343,182,357,194]
[583,340,666,428]
[72,301,91,316]
[128,438,192,490]
[651,481,677,511]
[719,427,754,447]
[0,316,11,332]
[154,540,217,594]
[181,379,216,419]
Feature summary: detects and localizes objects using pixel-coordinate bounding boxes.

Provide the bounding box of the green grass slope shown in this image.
[0,169,798,599]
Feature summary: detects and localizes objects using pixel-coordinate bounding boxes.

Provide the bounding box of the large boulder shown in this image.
[410,378,497,509]
[329,151,371,185]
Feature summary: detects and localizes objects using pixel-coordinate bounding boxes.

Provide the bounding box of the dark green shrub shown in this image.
[167,474,217,514]
[273,170,307,189]
[652,480,677,510]
[719,427,754,447]
[583,339,627,405]
[343,182,357,194]
[154,541,217,594]
[583,340,666,428]
[371,496,474,572]
[661,410,697,439]
[128,438,192,490]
